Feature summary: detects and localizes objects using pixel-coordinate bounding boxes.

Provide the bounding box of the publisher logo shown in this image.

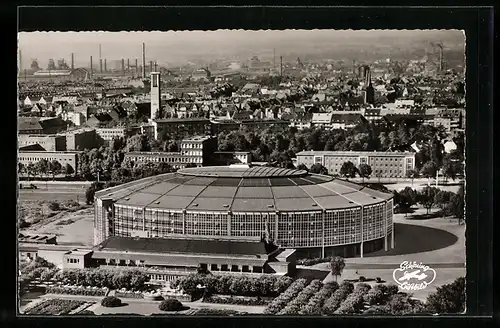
[393,261,436,291]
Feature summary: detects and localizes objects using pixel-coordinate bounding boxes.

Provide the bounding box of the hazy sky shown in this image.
[18,30,465,68]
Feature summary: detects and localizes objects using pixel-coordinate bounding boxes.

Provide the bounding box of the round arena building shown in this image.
[93,165,394,258]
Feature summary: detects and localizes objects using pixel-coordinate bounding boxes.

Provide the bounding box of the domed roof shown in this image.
[95,166,392,212]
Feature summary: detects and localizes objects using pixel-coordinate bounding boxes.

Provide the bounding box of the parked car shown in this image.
[19,183,37,189]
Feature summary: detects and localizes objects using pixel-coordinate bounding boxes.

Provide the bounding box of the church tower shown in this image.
[150,72,161,119]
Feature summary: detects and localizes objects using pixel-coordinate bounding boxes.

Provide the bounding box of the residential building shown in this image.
[296,151,416,178]
[18,117,67,135]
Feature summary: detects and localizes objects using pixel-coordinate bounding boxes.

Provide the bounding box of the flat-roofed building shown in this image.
[18,134,66,151]
[297,151,416,178]
[93,166,395,259]
[60,128,98,151]
[95,127,138,142]
[18,151,79,175]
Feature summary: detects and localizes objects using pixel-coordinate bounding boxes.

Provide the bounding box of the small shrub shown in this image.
[101,296,122,308]
[375,277,382,283]
[358,276,366,282]
[48,201,60,211]
[159,298,183,312]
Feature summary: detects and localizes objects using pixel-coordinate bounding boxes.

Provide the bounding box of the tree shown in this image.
[434,190,453,216]
[329,256,345,282]
[406,169,419,187]
[358,164,372,183]
[339,161,358,179]
[35,159,49,180]
[18,162,25,175]
[398,187,417,216]
[296,163,308,172]
[309,163,328,175]
[63,163,75,177]
[48,160,62,180]
[441,157,463,181]
[447,186,464,225]
[26,163,36,181]
[420,161,438,185]
[426,277,465,314]
[101,296,122,308]
[85,182,104,205]
[418,186,439,214]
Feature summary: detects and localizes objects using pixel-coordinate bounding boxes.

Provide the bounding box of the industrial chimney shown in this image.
[71,53,74,70]
[142,43,146,79]
[122,58,125,76]
[90,56,93,77]
[150,61,153,74]
[127,59,130,72]
[135,58,138,77]
[104,59,107,72]
[280,56,283,77]
[100,59,103,74]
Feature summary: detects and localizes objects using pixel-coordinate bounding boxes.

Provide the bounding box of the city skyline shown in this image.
[18,29,465,69]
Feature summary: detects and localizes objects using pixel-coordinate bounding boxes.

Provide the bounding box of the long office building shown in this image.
[296,151,416,178]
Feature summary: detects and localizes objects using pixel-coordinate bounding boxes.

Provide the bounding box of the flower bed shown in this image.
[46,285,108,296]
[24,299,86,315]
[115,291,144,299]
[204,294,270,306]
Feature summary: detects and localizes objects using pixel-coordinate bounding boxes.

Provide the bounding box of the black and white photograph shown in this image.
[17,28,466,316]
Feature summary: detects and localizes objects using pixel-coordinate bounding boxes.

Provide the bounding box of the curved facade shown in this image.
[94,166,394,258]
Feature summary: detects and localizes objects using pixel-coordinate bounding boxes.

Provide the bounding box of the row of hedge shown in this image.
[46,286,107,297]
[54,268,150,291]
[278,279,323,315]
[322,281,355,314]
[172,274,294,298]
[25,299,86,315]
[203,295,269,306]
[263,278,308,314]
[334,284,372,314]
[299,281,339,315]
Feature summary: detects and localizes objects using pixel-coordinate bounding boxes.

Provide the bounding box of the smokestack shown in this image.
[100,59,103,73]
[90,56,93,77]
[99,44,102,60]
[135,58,138,77]
[280,56,283,77]
[71,53,74,70]
[273,48,276,68]
[127,59,130,71]
[142,43,146,78]
[122,58,125,76]
[150,61,153,73]
[104,59,107,72]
